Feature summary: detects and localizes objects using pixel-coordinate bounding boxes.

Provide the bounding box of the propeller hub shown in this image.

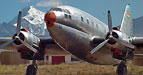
[106,32,118,44]
[13,34,22,45]
[12,32,25,45]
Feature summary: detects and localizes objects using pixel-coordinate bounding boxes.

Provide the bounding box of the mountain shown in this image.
[0,22,14,36]
[8,6,49,36]
[0,5,143,37]
[0,6,50,37]
[133,16,143,37]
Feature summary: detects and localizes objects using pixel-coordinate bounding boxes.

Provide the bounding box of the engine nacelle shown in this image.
[13,31,40,47]
[13,31,45,60]
[113,30,128,40]
[107,30,128,44]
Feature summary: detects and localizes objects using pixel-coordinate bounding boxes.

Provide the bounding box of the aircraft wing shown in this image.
[39,37,55,44]
[131,37,143,45]
[0,36,56,50]
[0,36,58,60]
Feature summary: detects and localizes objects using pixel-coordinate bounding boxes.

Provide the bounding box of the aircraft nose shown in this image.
[44,12,56,27]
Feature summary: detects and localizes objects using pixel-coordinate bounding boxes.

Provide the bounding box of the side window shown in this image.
[87,19,89,24]
[65,14,68,18]
[96,24,98,28]
[69,15,72,20]
[81,17,84,22]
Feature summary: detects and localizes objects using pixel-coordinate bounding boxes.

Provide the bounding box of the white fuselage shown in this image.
[45,5,122,65]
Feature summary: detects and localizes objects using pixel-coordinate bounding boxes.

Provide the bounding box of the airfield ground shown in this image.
[0,62,143,75]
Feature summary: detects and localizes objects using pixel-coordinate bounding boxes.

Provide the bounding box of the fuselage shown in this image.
[49,5,108,37]
[45,5,118,65]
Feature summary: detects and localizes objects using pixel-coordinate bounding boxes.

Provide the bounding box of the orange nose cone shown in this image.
[45,12,56,27]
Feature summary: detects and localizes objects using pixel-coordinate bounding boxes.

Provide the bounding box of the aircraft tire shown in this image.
[26,64,37,75]
[116,61,127,75]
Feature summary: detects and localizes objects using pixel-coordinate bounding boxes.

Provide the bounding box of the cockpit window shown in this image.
[65,14,72,20]
[50,8,62,12]
[50,8,71,14]
[63,9,71,14]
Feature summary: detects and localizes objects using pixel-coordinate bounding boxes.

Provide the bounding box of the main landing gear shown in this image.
[111,48,134,75]
[26,57,38,75]
[116,60,127,75]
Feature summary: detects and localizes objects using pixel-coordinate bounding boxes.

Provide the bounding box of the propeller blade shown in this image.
[15,36,38,53]
[0,40,14,48]
[113,37,136,49]
[90,39,109,54]
[0,49,13,52]
[16,11,22,34]
[108,10,113,35]
[38,0,62,7]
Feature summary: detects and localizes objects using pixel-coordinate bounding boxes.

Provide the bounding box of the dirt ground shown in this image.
[0,63,143,75]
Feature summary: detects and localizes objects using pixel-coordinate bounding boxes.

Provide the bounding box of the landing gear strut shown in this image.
[116,50,129,75]
[26,56,38,75]
[112,48,134,75]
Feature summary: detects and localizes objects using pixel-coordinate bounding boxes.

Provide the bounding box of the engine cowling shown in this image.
[13,31,40,47]
[106,30,126,44]
[13,31,46,60]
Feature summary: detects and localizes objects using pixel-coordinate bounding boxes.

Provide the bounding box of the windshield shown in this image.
[50,8,62,12]
[50,8,71,14]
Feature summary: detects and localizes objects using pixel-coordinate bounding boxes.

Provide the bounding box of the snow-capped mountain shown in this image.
[0,5,143,37]
[8,6,48,36]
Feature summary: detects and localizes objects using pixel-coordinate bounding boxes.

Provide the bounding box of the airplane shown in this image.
[44,4,143,75]
[0,4,143,75]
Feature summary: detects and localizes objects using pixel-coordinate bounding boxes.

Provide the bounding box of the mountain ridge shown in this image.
[0,6,143,37]
[0,5,49,37]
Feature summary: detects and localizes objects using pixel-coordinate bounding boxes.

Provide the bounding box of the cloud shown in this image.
[20,0,32,3]
[36,0,62,7]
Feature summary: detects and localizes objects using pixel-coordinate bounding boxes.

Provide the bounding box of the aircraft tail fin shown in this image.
[120,4,133,36]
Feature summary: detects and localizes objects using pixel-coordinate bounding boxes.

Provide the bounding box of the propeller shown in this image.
[0,11,22,49]
[0,49,13,52]
[49,0,62,7]
[113,38,135,49]
[89,10,136,55]
[0,40,14,48]
[37,0,62,7]
[14,11,38,54]
[108,10,113,35]
[16,11,22,35]
[89,39,109,54]
[0,11,38,54]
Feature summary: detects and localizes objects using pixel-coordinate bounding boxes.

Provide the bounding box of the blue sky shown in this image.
[0,0,143,27]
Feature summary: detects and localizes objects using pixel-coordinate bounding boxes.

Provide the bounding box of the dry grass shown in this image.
[0,63,143,75]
